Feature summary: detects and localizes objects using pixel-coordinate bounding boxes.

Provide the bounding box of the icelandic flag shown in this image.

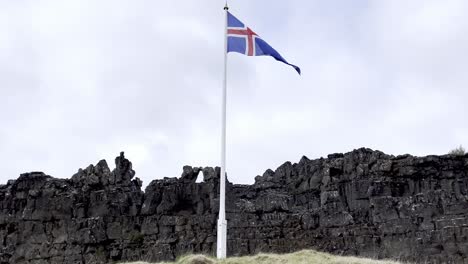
[227,11,301,75]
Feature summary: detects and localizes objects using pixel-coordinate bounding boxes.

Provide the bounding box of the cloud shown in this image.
[1,0,467,187]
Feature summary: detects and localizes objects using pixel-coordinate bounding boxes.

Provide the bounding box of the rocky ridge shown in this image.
[0,149,467,263]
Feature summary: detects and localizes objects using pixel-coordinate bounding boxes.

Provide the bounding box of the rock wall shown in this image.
[0,149,467,264]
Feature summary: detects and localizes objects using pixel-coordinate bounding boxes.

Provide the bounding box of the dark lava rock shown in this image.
[0,148,467,263]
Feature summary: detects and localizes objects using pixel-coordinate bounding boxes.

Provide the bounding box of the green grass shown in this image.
[127,250,405,264]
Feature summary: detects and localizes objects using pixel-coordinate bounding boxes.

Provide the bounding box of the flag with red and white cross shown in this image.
[226,11,301,74]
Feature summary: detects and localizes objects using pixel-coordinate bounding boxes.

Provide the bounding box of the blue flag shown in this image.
[227,11,301,75]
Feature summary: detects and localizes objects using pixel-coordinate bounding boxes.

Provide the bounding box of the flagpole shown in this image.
[217,2,229,260]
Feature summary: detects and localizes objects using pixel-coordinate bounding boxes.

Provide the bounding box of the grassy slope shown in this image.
[127,250,405,264]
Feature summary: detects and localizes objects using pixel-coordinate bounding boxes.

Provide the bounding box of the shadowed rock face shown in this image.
[0,148,467,264]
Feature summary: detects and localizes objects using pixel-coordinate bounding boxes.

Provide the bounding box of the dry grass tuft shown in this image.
[125,249,406,264]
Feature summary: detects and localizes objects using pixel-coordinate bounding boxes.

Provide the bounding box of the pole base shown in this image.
[216,218,227,259]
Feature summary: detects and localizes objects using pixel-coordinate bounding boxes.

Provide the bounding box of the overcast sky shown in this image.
[1,0,467,187]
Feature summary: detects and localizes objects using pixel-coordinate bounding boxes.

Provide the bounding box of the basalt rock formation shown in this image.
[0,149,467,264]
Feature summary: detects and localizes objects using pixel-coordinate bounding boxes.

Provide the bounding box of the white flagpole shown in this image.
[217,2,229,260]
